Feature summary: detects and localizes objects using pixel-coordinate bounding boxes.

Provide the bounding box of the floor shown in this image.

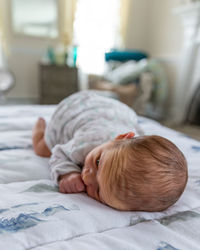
[164,124,200,141]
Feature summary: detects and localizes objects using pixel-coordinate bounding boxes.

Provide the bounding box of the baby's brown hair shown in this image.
[101,135,188,212]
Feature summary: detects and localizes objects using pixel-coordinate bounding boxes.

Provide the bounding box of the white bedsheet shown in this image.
[0,105,200,250]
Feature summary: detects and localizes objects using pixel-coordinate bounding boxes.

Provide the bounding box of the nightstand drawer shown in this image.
[40,64,78,104]
[40,95,68,104]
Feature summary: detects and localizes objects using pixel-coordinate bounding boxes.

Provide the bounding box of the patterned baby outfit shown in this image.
[44,90,143,184]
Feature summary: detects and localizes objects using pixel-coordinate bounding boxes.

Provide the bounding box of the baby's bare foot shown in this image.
[34,117,46,131]
[32,117,51,157]
[32,117,46,144]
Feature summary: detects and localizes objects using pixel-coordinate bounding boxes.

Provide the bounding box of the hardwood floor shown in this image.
[165,124,200,141]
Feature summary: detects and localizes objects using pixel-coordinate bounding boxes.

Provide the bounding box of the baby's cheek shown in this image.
[82,167,96,184]
[86,185,96,199]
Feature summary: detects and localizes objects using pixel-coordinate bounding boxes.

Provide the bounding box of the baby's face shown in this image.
[81,141,123,210]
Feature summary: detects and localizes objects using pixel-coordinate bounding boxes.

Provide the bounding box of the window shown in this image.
[11,0,58,38]
[73,0,121,74]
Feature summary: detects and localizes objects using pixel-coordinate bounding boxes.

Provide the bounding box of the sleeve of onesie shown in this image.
[49,132,103,185]
[49,140,82,185]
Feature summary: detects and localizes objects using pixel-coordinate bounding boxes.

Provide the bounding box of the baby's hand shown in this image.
[59,172,86,193]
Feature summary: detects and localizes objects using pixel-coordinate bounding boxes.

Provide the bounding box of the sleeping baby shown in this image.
[32,90,188,212]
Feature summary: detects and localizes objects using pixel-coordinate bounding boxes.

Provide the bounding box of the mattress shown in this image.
[0,105,200,250]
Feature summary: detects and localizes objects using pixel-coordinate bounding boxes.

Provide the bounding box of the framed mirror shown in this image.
[11,0,58,38]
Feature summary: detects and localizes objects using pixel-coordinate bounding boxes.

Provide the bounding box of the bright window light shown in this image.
[73,0,121,75]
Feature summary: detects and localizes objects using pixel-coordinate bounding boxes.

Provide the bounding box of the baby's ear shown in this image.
[115,132,135,140]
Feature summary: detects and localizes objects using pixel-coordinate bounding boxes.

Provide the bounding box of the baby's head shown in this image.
[82,133,188,212]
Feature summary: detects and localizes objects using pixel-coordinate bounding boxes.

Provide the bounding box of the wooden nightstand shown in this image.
[40,64,78,104]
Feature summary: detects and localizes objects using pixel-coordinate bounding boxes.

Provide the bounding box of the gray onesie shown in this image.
[44,90,143,184]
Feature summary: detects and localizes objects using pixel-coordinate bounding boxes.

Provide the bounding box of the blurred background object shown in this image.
[0,0,15,102]
[0,69,15,102]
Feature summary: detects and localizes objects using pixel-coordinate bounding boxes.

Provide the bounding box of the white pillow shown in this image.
[104,59,148,85]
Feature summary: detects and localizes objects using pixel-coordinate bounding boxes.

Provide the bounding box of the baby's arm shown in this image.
[50,142,81,181]
[50,132,103,194]
[49,140,87,193]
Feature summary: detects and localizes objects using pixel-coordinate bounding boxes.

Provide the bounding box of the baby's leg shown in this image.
[32,118,51,157]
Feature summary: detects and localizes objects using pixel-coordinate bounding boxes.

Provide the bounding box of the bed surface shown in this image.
[0,105,200,250]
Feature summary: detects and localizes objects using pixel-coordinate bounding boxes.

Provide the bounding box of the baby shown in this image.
[32,90,188,212]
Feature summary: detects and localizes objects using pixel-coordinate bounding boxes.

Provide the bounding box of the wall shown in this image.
[125,0,184,115]
[7,39,57,99]
[145,0,183,58]
[126,0,183,57]
[125,0,149,51]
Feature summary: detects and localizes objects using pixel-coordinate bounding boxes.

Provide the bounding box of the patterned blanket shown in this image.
[0,105,200,250]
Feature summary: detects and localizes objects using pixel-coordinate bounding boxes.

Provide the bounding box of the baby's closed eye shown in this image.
[96,159,100,166]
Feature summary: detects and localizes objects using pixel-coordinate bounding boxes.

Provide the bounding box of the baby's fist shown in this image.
[59,172,85,193]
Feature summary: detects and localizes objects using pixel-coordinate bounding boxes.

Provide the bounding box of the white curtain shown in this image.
[60,0,77,46]
[0,0,4,67]
[0,0,7,68]
[120,0,131,47]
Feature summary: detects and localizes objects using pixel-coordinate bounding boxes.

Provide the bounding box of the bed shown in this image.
[0,104,200,250]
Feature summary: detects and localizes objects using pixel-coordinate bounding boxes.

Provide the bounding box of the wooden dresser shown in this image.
[39,64,78,104]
